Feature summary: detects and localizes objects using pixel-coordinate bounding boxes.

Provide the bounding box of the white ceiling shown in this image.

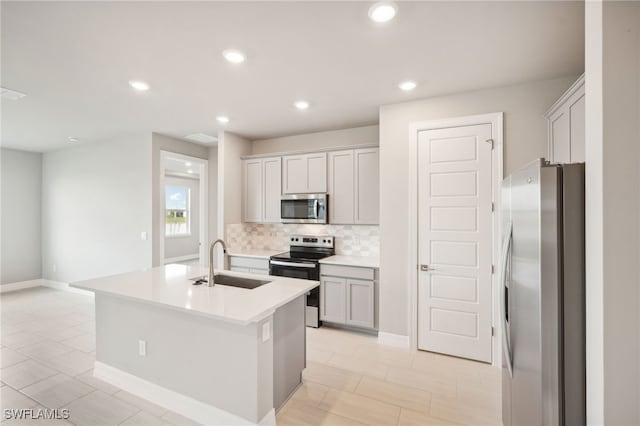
[1,1,584,152]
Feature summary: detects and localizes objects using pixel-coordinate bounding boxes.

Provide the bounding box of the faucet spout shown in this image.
[208,239,228,287]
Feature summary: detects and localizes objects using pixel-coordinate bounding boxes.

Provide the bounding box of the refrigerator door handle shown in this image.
[500,222,513,377]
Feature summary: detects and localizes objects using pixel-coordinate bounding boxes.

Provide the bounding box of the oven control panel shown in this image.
[289,235,334,248]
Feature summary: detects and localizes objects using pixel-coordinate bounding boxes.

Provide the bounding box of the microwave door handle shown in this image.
[314,199,319,219]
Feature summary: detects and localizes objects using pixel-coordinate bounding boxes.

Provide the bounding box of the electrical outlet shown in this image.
[138,340,146,356]
[262,322,271,342]
[140,231,148,241]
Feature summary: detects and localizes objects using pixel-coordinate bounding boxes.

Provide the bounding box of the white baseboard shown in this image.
[41,280,94,296]
[164,254,199,264]
[94,361,274,426]
[0,279,43,293]
[377,332,410,348]
[0,278,93,296]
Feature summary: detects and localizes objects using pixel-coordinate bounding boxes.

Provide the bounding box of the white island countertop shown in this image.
[319,255,380,269]
[71,264,317,325]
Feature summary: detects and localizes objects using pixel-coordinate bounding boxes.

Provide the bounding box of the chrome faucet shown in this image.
[208,239,228,287]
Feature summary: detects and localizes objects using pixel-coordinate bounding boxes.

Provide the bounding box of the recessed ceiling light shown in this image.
[294,100,310,110]
[222,49,246,64]
[68,137,79,143]
[185,162,192,167]
[129,80,150,91]
[399,80,417,91]
[368,2,397,23]
[216,116,230,124]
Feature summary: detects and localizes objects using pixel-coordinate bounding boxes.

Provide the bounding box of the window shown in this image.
[165,185,191,236]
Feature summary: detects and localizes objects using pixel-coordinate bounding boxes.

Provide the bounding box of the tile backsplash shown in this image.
[226,223,380,257]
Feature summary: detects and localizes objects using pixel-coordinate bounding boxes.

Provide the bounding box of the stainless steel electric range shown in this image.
[269,235,335,328]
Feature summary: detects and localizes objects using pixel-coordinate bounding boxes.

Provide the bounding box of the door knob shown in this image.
[420,264,431,272]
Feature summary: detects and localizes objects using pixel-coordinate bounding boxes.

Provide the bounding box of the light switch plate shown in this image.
[138,340,146,356]
[140,232,148,241]
[262,322,270,342]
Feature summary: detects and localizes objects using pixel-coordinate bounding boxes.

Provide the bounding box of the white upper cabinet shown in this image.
[354,148,379,225]
[262,157,282,223]
[245,146,378,225]
[243,159,263,223]
[545,74,585,164]
[282,153,327,194]
[243,157,282,223]
[327,147,379,225]
[328,150,355,224]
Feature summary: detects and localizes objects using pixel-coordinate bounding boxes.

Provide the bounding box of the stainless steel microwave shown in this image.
[281,194,328,224]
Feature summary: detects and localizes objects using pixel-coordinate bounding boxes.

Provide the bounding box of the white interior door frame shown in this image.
[159,150,209,265]
[408,112,503,367]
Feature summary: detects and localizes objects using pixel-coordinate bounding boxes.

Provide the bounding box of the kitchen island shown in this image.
[71,264,317,426]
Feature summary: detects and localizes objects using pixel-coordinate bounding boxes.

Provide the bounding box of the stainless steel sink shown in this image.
[189,274,271,289]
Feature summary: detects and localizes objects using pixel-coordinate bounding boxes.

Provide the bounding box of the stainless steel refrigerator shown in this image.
[501,159,585,426]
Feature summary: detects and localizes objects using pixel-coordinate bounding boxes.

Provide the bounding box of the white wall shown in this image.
[218,131,252,233]
[164,175,200,260]
[585,2,640,424]
[251,125,378,155]
[378,76,578,336]
[151,133,210,266]
[1,148,42,284]
[42,134,152,283]
[208,147,218,247]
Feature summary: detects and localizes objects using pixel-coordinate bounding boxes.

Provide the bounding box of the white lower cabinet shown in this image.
[320,265,377,330]
[320,276,347,323]
[229,255,270,276]
[346,279,374,329]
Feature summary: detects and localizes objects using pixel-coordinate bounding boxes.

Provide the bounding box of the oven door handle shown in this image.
[270,260,317,269]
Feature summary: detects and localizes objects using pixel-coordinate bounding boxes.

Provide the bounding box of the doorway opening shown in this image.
[159,151,208,266]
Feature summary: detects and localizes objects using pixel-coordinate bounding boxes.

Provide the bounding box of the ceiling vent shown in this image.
[1,87,27,100]
[185,133,217,144]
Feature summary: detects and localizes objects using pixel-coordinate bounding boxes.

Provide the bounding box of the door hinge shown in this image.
[491,202,495,212]
[486,138,494,149]
[491,264,495,274]
[491,326,495,337]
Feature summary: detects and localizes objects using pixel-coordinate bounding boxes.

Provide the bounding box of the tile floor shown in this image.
[1,287,501,426]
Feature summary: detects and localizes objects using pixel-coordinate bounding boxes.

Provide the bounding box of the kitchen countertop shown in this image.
[71,264,317,325]
[226,248,283,259]
[319,255,380,269]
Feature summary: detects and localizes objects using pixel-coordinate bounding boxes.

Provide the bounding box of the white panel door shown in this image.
[328,150,355,224]
[417,124,493,363]
[263,157,282,223]
[243,159,263,223]
[354,148,380,224]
